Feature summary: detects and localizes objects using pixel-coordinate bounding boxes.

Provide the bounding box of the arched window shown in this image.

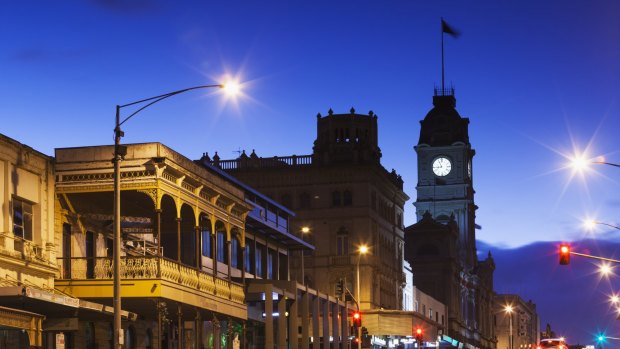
[336,227,348,255]
[343,190,352,206]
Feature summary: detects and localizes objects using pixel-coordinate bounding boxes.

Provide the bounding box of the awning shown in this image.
[0,286,137,322]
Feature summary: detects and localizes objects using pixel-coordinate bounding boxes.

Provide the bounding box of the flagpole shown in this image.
[441,17,445,92]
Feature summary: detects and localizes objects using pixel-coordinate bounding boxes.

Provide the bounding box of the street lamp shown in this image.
[113,83,234,349]
[356,244,368,349]
[583,219,620,232]
[504,305,513,349]
[300,226,310,284]
[570,154,620,172]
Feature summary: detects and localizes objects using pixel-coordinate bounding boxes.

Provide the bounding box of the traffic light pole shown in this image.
[571,251,620,264]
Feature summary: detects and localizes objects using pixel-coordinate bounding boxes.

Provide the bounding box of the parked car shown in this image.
[537,338,567,349]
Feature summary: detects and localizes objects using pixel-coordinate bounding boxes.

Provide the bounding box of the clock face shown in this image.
[432,156,452,176]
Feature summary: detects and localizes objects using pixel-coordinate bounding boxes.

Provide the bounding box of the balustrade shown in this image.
[57,256,243,303]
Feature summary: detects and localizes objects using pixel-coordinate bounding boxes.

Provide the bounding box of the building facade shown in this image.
[206,108,409,314]
[405,90,496,349]
[494,294,539,349]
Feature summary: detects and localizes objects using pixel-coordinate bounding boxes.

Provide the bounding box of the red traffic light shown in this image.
[559,243,570,265]
[352,311,362,327]
[415,328,423,341]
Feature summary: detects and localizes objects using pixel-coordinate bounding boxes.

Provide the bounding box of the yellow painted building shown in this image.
[54,142,249,349]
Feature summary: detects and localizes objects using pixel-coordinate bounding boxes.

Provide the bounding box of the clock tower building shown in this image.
[414,91,476,269]
[405,89,496,349]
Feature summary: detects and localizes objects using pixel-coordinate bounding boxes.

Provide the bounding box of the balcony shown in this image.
[55,256,246,319]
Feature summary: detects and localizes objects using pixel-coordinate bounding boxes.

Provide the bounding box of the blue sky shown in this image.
[2,1,619,242]
[3,1,619,246]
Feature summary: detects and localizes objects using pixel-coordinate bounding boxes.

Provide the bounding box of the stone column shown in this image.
[195,309,202,349]
[341,305,349,348]
[321,298,329,349]
[265,284,274,349]
[312,295,320,349]
[331,303,340,349]
[288,292,299,349]
[278,296,287,349]
[301,290,310,349]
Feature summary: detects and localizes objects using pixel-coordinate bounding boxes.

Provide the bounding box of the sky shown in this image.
[1,0,619,343]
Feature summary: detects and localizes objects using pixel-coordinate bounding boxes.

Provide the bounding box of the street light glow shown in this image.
[504,305,513,313]
[610,294,620,304]
[599,263,613,276]
[570,153,590,172]
[301,226,310,234]
[359,245,369,255]
[222,80,241,97]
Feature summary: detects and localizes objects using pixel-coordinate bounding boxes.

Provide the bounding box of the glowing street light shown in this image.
[569,154,620,172]
[599,263,614,276]
[504,305,514,349]
[583,219,620,232]
[609,294,620,305]
[113,82,238,349]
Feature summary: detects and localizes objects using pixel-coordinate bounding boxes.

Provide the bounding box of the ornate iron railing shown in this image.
[57,256,244,304]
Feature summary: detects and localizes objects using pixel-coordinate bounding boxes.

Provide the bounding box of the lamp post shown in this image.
[300,226,310,284]
[113,83,231,349]
[356,245,368,349]
[570,155,620,172]
[504,305,513,349]
[584,219,620,232]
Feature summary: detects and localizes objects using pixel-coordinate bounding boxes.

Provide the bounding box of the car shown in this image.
[537,338,567,349]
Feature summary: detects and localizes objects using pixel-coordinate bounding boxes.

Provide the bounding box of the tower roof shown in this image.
[418,93,469,146]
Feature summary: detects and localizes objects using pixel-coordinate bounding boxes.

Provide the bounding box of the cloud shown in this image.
[485,238,620,345]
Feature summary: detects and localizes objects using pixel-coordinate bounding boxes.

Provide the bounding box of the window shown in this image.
[85,322,96,349]
[217,231,226,263]
[267,250,274,279]
[256,244,263,277]
[202,228,212,257]
[336,227,348,255]
[343,190,352,206]
[429,308,433,320]
[245,244,252,273]
[13,198,33,241]
[231,238,239,268]
[332,191,341,206]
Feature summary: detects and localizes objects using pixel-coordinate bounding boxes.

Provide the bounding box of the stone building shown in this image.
[204,108,409,314]
[494,294,539,349]
[54,141,351,349]
[405,90,496,349]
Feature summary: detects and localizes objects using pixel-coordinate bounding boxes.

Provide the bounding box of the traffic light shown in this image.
[352,311,362,327]
[559,243,570,265]
[336,279,344,299]
[415,328,423,342]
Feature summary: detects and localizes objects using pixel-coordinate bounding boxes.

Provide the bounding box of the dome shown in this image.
[418,94,470,146]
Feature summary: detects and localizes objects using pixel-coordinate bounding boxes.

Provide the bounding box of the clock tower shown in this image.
[413,89,477,269]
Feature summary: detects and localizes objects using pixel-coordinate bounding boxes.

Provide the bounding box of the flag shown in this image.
[441,19,460,37]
